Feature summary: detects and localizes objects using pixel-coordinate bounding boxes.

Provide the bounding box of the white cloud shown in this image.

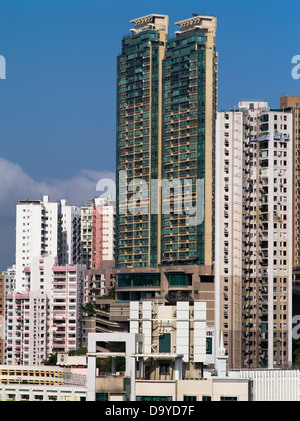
[0,156,115,270]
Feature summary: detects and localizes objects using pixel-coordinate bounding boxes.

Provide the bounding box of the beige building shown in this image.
[215,110,244,368]
[134,377,249,402]
[87,301,251,401]
[280,95,300,277]
[216,101,293,369]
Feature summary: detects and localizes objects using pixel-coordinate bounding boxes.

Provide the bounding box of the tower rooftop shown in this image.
[175,14,216,33]
[130,14,169,33]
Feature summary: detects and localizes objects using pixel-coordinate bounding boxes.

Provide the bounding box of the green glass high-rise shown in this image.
[115,14,217,307]
[161,16,218,267]
[116,14,168,269]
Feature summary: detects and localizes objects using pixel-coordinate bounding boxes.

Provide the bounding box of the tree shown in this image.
[43,353,57,366]
[99,286,115,300]
[81,302,96,317]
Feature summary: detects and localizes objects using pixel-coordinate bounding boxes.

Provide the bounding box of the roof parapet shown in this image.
[175,15,216,34]
[130,14,169,34]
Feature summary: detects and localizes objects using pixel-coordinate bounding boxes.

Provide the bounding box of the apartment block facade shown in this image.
[51,264,85,354]
[129,300,212,380]
[215,109,244,369]
[0,274,4,364]
[280,95,300,278]
[3,265,16,294]
[91,197,115,270]
[5,291,49,365]
[5,262,85,365]
[80,201,93,270]
[87,306,251,402]
[215,101,293,369]
[60,200,81,266]
[5,196,86,365]
[16,195,82,291]
[15,196,60,292]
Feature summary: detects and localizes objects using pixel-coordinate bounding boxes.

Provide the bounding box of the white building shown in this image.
[5,262,85,365]
[3,265,16,294]
[15,195,82,292]
[80,201,93,270]
[60,200,81,266]
[215,109,245,369]
[15,196,59,292]
[215,101,293,370]
[51,264,85,354]
[7,196,85,365]
[5,291,49,365]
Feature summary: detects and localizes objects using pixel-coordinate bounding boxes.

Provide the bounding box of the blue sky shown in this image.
[0,0,299,269]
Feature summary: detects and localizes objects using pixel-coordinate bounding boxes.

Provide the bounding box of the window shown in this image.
[184,396,197,401]
[159,333,171,353]
[96,393,108,401]
[136,396,172,401]
[159,362,170,375]
[220,396,238,401]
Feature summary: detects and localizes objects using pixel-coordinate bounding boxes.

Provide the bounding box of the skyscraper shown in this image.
[216,101,293,369]
[115,14,169,269]
[161,15,217,269]
[114,14,217,322]
[280,96,300,278]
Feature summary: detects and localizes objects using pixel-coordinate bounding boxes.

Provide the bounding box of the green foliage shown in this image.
[99,287,116,300]
[82,302,96,317]
[293,341,300,364]
[69,347,87,356]
[42,353,57,366]
[96,341,126,372]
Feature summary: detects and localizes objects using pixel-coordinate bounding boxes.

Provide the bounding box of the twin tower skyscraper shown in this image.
[114,14,218,351]
[115,14,217,273]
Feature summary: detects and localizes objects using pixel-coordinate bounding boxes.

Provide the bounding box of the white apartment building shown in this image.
[215,101,293,370]
[51,264,85,355]
[80,201,93,270]
[15,195,81,292]
[60,200,81,265]
[15,196,59,292]
[215,109,245,369]
[5,255,56,365]
[5,290,49,365]
[3,265,16,294]
[24,254,56,293]
[7,196,85,365]
[5,261,85,365]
